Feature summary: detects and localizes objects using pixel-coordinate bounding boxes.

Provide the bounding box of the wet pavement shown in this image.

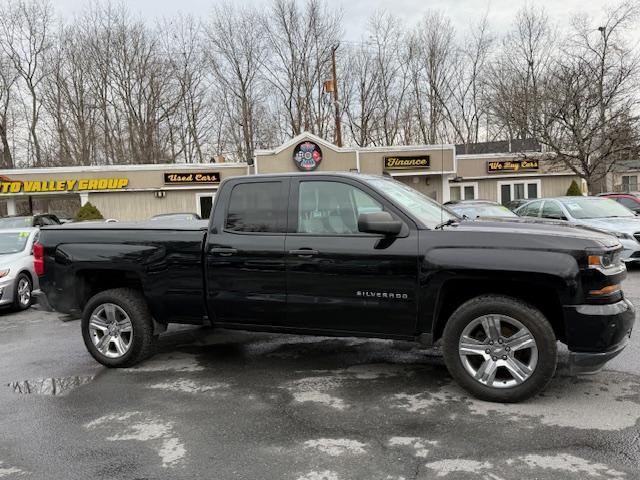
[0,270,639,479]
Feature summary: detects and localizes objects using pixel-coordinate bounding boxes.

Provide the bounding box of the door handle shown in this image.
[289,249,319,257]
[210,247,238,256]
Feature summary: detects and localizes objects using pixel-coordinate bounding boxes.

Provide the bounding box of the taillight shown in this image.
[33,242,44,276]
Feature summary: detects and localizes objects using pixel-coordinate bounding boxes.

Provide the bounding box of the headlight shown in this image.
[587,252,623,272]
[0,268,10,278]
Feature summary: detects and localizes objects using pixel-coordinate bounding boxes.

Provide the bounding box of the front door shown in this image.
[205,178,289,326]
[284,177,419,336]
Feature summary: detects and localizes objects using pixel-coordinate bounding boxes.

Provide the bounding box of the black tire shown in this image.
[13,273,33,311]
[442,295,557,403]
[81,288,157,367]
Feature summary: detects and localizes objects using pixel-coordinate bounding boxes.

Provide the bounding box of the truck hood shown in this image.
[449,217,620,249]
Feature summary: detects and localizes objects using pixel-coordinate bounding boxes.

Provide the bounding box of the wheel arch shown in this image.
[429,272,569,344]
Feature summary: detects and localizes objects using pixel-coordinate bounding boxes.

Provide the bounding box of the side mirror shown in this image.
[358,211,402,236]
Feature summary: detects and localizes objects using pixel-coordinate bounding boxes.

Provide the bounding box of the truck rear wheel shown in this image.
[442,295,557,403]
[81,288,157,367]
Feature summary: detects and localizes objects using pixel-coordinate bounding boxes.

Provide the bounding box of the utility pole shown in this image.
[331,43,342,147]
[598,26,607,192]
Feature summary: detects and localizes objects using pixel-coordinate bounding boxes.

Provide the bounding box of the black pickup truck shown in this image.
[35,173,634,402]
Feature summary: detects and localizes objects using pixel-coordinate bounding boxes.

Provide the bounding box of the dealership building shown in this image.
[0,132,583,221]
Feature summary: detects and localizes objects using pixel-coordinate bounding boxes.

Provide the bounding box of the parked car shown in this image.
[0,214,61,229]
[598,192,640,214]
[445,200,517,219]
[35,173,634,403]
[515,196,640,261]
[150,213,201,221]
[0,228,39,310]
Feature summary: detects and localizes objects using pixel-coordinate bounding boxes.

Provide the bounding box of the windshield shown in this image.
[0,217,33,228]
[367,177,458,228]
[0,231,31,254]
[450,204,517,219]
[560,197,635,219]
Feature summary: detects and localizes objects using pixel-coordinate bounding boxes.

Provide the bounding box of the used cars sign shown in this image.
[164,172,220,184]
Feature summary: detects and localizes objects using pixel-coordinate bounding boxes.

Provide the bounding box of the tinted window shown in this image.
[527,183,538,199]
[520,201,542,217]
[298,181,382,234]
[616,197,638,209]
[541,201,565,219]
[225,182,283,233]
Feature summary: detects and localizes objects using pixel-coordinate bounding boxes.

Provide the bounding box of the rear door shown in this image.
[283,176,419,336]
[540,200,567,220]
[205,178,289,326]
[518,200,543,218]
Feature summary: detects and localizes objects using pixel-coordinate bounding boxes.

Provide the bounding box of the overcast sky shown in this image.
[53,0,623,41]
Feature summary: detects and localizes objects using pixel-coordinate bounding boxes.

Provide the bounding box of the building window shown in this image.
[196,193,216,220]
[449,182,478,201]
[497,180,540,205]
[622,175,638,191]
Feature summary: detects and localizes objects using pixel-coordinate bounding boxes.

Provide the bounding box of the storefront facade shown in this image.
[255,133,456,203]
[453,152,582,204]
[0,132,584,221]
[0,163,248,220]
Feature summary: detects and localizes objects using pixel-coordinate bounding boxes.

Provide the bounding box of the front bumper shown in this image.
[0,276,17,306]
[564,298,635,374]
[619,238,640,262]
[568,340,629,374]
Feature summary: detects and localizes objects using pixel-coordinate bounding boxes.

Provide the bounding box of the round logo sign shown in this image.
[293,141,322,171]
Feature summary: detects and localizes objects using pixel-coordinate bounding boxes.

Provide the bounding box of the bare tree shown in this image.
[160,15,212,163]
[206,3,267,163]
[534,2,640,192]
[408,10,455,145]
[342,42,381,146]
[437,14,493,149]
[261,0,341,140]
[0,0,53,166]
[488,5,556,140]
[366,11,411,146]
[0,55,18,167]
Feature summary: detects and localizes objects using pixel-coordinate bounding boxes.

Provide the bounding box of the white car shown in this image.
[0,228,40,309]
[516,196,640,262]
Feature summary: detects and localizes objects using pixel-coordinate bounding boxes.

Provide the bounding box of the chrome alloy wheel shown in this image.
[88,303,133,358]
[17,277,31,307]
[458,314,538,389]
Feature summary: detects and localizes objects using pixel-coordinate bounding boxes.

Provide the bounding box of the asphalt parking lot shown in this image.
[1,273,639,480]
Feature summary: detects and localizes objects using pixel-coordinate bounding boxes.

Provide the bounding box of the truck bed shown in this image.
[38,221,209,324]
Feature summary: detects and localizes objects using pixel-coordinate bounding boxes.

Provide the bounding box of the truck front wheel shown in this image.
[442,295,557,403]
[81,288,157,367]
